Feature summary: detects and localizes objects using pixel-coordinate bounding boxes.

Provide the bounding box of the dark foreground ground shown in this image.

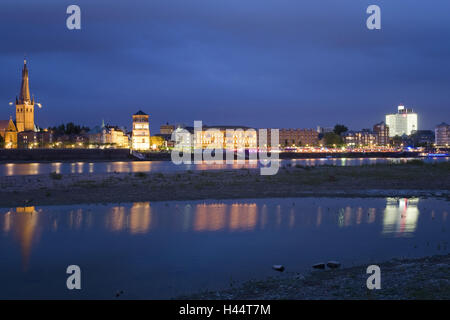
[0,161,448,207]
[181,254,450,300]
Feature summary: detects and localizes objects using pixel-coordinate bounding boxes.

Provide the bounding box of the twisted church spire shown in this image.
[18,59,31,104]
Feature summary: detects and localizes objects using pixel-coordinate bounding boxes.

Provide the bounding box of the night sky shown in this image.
[1,0,449,132]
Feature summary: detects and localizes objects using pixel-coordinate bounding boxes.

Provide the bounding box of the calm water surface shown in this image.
[0,197,448,299]
[0,157,448,176]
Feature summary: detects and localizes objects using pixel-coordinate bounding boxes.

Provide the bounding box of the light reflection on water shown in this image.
[383,198,420,236]
[1,157,448,176]
[0,197,448,299]
[3,199,427,237]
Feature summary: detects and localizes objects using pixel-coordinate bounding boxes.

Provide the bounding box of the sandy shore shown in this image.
[0,162,448,207]
[180,254,450,300]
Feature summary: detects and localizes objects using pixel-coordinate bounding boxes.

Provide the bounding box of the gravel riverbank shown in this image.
[0,162,448,207]
[181,254,450,300]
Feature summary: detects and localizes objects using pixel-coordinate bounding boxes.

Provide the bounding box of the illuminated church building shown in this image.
[15,60,38,132]
[0,60,41,148]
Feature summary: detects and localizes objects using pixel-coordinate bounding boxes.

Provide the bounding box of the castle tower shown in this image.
[15,60,35,132]
[132,110,150,150]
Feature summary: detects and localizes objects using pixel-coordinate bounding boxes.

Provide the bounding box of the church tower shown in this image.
[15,60,35,132]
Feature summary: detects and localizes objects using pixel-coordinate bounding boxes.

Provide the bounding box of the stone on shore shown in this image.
[312,263,326,269]
[327,261,341,269]
[272,265,285,272]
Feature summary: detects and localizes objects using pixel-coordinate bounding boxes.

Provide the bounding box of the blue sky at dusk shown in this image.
[0,0,449,131]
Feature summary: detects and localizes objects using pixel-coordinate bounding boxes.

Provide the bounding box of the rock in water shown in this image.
[327,261,341,269]
[115,290,124,298]
[272,265,285,272]
[312,263,326,269]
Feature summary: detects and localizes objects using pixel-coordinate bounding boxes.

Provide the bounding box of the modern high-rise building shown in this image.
[435,122,450,146]
[15,60,38,132]
[132,110,150,150]
[385,105,418,137]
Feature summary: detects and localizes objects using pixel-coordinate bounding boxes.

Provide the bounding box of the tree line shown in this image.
[48,122,90,136]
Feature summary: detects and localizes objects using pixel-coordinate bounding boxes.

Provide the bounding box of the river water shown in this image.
[0,157,448,176]
[0,197,448,299]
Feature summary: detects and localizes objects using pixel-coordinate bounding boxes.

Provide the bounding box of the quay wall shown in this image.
[0,149,132,162]
[0,149,421,162]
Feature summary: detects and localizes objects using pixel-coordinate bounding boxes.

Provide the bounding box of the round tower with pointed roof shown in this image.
[132,110,150,150]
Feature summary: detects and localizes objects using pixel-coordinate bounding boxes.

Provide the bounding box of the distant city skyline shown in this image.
[1,0,450,131]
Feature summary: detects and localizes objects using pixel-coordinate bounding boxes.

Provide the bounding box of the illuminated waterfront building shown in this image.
[343,130,377,147]
[18,130,53,149]
[0,119,18,149]
[169,124,257,150]
[385,105,418,137]
[278,128,319,147]
[160,124,175,135]
[102,125,129,148]
[171,126,194,150]
[132,110,150,150]
[435,122,450,147]
[194,125,257,149]
[410,130,435,147]
[87,121,129,148]
[156,124,176,148]
[2,60,45,149]
[373,121,389,145]
[15,60,40,132]
[88,123,103,145]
